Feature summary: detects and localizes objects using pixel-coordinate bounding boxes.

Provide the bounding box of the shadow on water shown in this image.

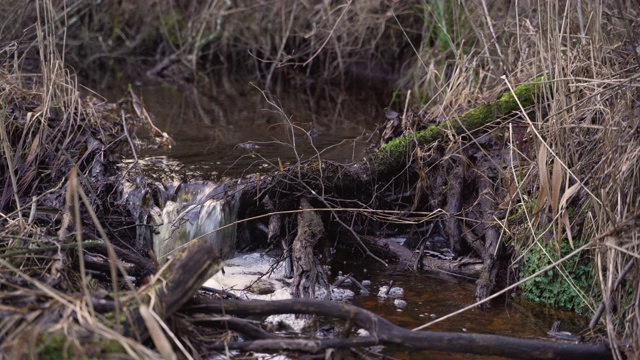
[85,73,387,181]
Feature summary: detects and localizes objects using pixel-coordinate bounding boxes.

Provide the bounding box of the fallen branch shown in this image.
[125,238,224,340]
[185,298,612,360]
[372,77,550,175]
[361,234,482,279]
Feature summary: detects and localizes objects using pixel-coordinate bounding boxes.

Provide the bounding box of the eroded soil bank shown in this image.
[77,75,610,359]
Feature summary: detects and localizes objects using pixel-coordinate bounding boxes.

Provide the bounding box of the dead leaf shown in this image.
[551,156,563,219]
[533,143,549,225]
[558,181,581,249]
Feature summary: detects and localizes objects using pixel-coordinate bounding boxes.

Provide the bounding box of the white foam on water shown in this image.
[204,253,291,300]
[394,299,407,308]
[204,252,360,334]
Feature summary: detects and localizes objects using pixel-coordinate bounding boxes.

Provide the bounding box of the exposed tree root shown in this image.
[227,77,551,305]
[292,197,324,300]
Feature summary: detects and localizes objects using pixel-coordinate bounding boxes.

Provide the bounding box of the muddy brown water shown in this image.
[87,75,382,181]
[332,252,588,359]
[86,75,588,358]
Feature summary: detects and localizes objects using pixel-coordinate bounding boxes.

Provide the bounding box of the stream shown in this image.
[86,74,588,359]
[88,74,381,182]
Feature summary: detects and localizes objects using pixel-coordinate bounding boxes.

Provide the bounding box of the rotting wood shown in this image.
[125,238,224,340]
[475,160,502,303]
[444,159,464,255]
[292,197,324,300]
[85,243,157,282]
[262,195,281,244]
[184,298,612,360]
[372,77,549,175]
[361,234,482,279]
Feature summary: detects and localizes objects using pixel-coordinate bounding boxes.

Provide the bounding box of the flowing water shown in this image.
[151,181,240,262]
[88,74,588,357]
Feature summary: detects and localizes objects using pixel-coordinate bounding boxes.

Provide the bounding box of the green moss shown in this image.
[414,125,442,144]
[451,102,495,132]
[373,77,550,174]
[378,125,442,158]
[104,310,129,324]
[37,333,126,360]
[37,334,73,360]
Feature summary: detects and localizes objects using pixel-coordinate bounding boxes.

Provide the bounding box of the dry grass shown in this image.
[0,0,639,358]
[0,0,424,85]
[0,1,158,357]
[404,1,639,357]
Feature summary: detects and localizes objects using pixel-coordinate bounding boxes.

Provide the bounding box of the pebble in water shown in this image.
[394,299,407,308]
[377,285,404,299]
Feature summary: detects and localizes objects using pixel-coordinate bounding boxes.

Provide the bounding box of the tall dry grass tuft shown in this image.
[515,2,638,357]
[405,1,639,357]
[0,1,159,357]
[0,0,89,214]
[0,0,426,85]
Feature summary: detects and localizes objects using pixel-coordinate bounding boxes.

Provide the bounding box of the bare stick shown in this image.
[186,298,612,360]
[0,106,24,225]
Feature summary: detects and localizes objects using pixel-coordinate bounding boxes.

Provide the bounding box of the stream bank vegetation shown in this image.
[0,0,638,359]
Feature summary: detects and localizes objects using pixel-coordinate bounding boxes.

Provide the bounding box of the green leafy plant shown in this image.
[517,238,597,314]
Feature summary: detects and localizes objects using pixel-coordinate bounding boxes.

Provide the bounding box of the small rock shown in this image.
[248,279,275,295]
[394,299,407,308]
[377,285,404,299]
[332,287,355,301]
[316,287,354,301]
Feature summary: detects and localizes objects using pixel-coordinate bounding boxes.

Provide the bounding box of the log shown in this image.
[185,298,612,360]
[372,77,549,175]
[361,234,482,279]
[125,238,224,339]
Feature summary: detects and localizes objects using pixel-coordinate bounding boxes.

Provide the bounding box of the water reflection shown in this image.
[86,73,386,181]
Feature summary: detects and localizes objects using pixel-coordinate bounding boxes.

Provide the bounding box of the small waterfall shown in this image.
[152,181,240,263]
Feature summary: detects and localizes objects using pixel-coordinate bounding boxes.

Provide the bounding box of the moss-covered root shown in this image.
[373,77,550,174]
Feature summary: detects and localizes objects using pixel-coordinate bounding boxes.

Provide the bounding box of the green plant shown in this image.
[517,239,597,314]
[432,0,456,53]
